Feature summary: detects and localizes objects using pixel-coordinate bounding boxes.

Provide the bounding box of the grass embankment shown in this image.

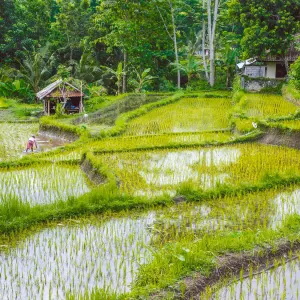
[282,84,300,106]
[0,97,42,122]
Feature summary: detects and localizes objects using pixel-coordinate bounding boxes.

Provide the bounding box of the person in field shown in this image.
[26,135,38,152]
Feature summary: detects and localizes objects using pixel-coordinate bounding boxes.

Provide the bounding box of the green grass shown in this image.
[0,97,9,109]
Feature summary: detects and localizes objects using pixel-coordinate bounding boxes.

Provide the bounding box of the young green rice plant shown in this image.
[89,131,234,154]
[93,144,300,197]
[269,119,300,130]
[1,184,300,298]
[208,254,300,300]
[0,123,39,161]
[238,94,298,119]
[0,213,154,299]
[124,97,233,136]
[0,163,90,205]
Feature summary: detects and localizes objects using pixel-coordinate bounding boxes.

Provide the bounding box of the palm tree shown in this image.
[103,62,125,95]
[75,51,102,83]
[19,46,54,98]
[171,54,202,84]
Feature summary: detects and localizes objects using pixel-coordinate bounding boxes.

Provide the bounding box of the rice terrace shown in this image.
[1,0,300,299]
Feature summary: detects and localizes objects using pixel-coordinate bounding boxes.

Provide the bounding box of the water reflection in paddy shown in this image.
[211,256,300,300]
[0,215,154,299]
[1,186,300,298]
[0,164,90,205]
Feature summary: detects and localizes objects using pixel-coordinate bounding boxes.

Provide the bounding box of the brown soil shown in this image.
[150,240,300,299]
[80,158,106,186]
[258,128,300,150]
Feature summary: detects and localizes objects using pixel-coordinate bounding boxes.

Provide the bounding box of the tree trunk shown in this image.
[122,51,127,93]
[209,57,215,86]
[169,0,180,89]
[117,80,121,95]
[207,0,220,87]
[202,0,209,81]
[284,55,289,75]
[226,68,230,88]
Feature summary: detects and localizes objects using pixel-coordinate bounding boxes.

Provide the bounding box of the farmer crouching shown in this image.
[26,135,38,152]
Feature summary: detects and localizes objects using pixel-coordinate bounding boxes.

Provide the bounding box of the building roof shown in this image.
[36,79,84,100]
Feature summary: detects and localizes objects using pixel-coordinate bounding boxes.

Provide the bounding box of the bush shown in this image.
[289,57,300,90]
[186,79,210,91]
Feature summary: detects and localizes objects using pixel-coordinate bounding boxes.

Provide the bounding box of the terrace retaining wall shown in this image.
[80,157,106,185]
[39,124,79,142]
[259,128,300,150]
[241,77,283,92]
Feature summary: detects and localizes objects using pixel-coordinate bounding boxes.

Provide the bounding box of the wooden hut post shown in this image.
[79,81,83,113]
[44,100,46,115]
[47,99,50,115]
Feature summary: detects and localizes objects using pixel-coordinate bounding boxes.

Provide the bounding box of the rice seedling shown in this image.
[0,164,90,204]
[208,255,300,300]
[93,144,300,197]
[1,184,299,299]
[238,94,298,119]
[0,213,154,299]
[270,119,300,130]
[88,131,234,154]
[1,91,300,299]
[124,97,233,136]
[0,123,39,161]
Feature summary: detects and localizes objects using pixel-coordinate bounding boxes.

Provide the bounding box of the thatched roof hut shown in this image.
[37,79,84,115]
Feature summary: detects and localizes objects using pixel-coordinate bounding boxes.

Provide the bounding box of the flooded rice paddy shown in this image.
[206,255,300,300]
[0,215,154,299]
[0,164,90,204]
[95,143,300,196]
[0,123,67,161]
[1,185,299,298]
[0,123,39,161]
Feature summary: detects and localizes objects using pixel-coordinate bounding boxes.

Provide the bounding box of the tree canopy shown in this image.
[0,0,299,98]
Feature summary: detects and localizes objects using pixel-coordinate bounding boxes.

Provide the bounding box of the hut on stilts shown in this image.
[36,79,84,115]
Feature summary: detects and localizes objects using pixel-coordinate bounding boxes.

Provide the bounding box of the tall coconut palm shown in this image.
[19,45,55,98]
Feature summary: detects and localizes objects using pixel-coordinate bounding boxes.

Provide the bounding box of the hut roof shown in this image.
[36,79,84,100]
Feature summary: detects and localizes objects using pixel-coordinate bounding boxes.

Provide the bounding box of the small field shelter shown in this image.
[36,79,84,115]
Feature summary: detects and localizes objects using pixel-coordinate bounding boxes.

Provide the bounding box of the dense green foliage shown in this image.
[2,0,298,99]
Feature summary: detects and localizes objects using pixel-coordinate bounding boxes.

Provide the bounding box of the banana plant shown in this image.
[134,68,156,93]
[102,62,125,95]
